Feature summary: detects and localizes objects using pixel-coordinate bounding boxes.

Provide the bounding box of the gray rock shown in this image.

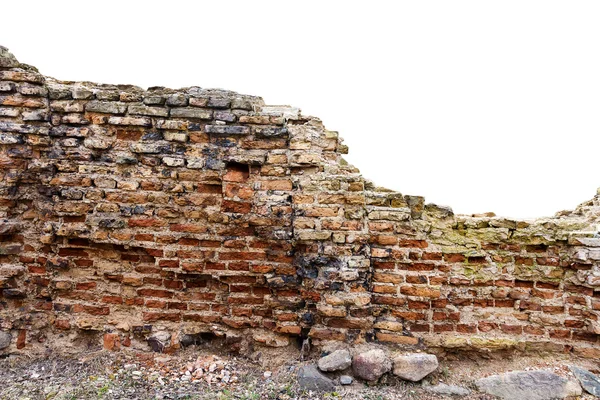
[116,156,138,165]
[147,331,171,352]
[425,383,471,396]
[0,331,11,349]
[475,370,582,400]
[129,143,170,154]
[0,222,20,235]
[255,127,288,138]
[318,350,352,372]
[340,375,353,385]
[205,125,250,135]
[170,108,212,119]
[352,349,391,382]
[95,90,120,101]
[22,110,49,121]
[214,111,236,122]
[84,136,114,150]
[85,101,127,114]
[207,97,231,108]
[393,353,439,381]
[0,133,23,144]
[0,46,18,67]
[108,116,151,127]
[72,86,93,100]
[166,93,189,107]
[297,365,335,392]
[570,366,600,396]
[128,104,169,117]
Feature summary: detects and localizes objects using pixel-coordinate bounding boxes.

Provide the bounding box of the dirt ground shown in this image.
[1,343,598,400]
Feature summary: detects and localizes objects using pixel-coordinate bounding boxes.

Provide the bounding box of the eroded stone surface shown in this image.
[392,353,438,382]
[475,370,582,400]
[318,349,352,372]
[0,331,11,349]
[352,349,391,382]
[570,366,600,396]
[297,365,335,392]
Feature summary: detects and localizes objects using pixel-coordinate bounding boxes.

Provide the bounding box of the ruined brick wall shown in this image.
[2,46,600,357]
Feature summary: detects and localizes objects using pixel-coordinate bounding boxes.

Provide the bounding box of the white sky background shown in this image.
[3,1,600,219]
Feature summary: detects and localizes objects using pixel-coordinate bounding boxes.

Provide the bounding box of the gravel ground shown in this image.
[0,348,597,400]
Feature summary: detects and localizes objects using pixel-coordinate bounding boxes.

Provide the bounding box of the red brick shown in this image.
[135,234,155,242]
[549,329,571,339]
[400,286,441,298]
[373,295,405,306]
[572,331,598,342]
[478,322,498,332]
[309,328,345,341]
[137,288,173,298]
[16,330,26,349]
[128,218,167,227]
[221,200,252,214]
[145,299,167,308]
[500,324,522,334]
[197,184,222,194]
[524,325,545,336]
[408,300,430,309]
[536,281,559,289]
[74,305,110,315]
[58,248,88,257]
[565,320,585,328]
[75,282,97,290]
[164,280,183,290]
[102,296,123,304]
[409,324,430,333]
[473,299,494,307]
[227,296,264,304]
[170,224,207,233]
[516,280,534,288]
[167,302,188,310]
[183,313,221,323]
[116,129,143,141]
[398,240,428,248]
[219,251,265,261]
[159,259,179,268]
[514,256,534,266]
[444,254,466,263]
[542,306,565,314]
[373,285,396,294]
[433,324,454,333]
[223,166,249,182]
[143,312,181,322]
[456,324,477,333]
[519,300,541,311]
[103,333,120,351]
[54,319,71,330]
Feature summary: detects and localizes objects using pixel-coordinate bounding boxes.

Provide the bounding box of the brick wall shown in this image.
[2,46,600,357]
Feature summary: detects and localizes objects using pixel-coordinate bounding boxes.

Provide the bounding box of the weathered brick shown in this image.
[137,288,173,298]
[170,108,212,119]
[108,116,152,126]
[86,101,128,114]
